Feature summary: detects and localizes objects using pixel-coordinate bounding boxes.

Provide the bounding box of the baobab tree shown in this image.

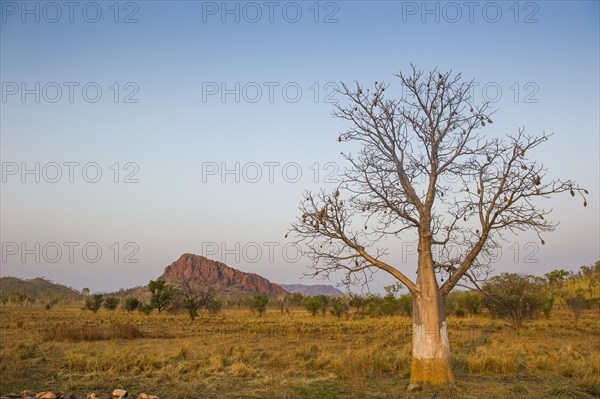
[289,66,587,387]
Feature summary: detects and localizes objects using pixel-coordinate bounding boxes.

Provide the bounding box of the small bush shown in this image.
[566,293,588,322]
[103,297,120,311]
[248,295,269,316]
[124,297,140,312]
[83,294,104,313]
[303,296,324,316]
[330,297,349,318]
[397,294,412,316]
[454,307,466,317]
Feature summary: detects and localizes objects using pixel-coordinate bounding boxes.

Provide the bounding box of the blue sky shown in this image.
[1,0,599,293]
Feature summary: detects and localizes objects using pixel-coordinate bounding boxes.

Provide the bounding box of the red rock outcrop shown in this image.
[160,253,288,297]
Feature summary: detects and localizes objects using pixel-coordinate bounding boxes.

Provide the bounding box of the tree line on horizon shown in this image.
[2,261,598,333]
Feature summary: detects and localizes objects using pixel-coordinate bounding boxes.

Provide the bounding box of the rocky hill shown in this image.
[279,283,344,297]
[160,253,288,297]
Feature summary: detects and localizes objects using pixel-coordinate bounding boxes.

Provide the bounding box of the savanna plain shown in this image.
[1,304,598,399]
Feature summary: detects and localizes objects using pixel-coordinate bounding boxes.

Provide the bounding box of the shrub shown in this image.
[482,273,545,334]
[303,296,327,316]
[380,294,400,316]
[103,297,120,311]
[248,295,269,316]
[454,307,466,317]
[330,297,349,318]
[447,291,482,317]
[541,295,555,319]
[84,294,104,313]
[398,294,412,316]
[124,297,140,312]
[459,291,483,315]
[566,292,588,322]
[288,292,304,307]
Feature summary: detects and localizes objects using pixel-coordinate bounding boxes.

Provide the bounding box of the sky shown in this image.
[1,0,599,293]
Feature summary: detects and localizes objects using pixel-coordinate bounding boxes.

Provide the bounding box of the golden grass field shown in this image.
[1,306,599,399]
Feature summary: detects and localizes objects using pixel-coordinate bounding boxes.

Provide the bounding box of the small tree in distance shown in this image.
[173,280,218,320]
[545,269,569,286]
[481,273,544,334]
[103,297,120,311]
[566,290,588,323]
[330,297,349,318]
[302,296,322,316]
[148,280,173,314]
[84,294,104,313]
[124,297,141,312]
[288,292,304,308]
[289,66,588,387]
[248,294,269,316]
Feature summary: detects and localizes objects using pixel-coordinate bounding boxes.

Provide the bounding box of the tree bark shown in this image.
[409,234,455,386]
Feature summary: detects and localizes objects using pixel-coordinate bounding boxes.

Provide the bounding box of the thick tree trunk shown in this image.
[409,289,455,385]
[409,231,455,386]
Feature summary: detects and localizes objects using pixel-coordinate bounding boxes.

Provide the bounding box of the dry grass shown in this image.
[41,323,144,342]
[0,306,598,398]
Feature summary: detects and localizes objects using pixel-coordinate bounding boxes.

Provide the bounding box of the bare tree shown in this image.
[289,66,587,387]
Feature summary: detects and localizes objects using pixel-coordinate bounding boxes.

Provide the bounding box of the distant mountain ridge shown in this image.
[160,253,288,297]
[0,276,81,300]
[279,284,344,297]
